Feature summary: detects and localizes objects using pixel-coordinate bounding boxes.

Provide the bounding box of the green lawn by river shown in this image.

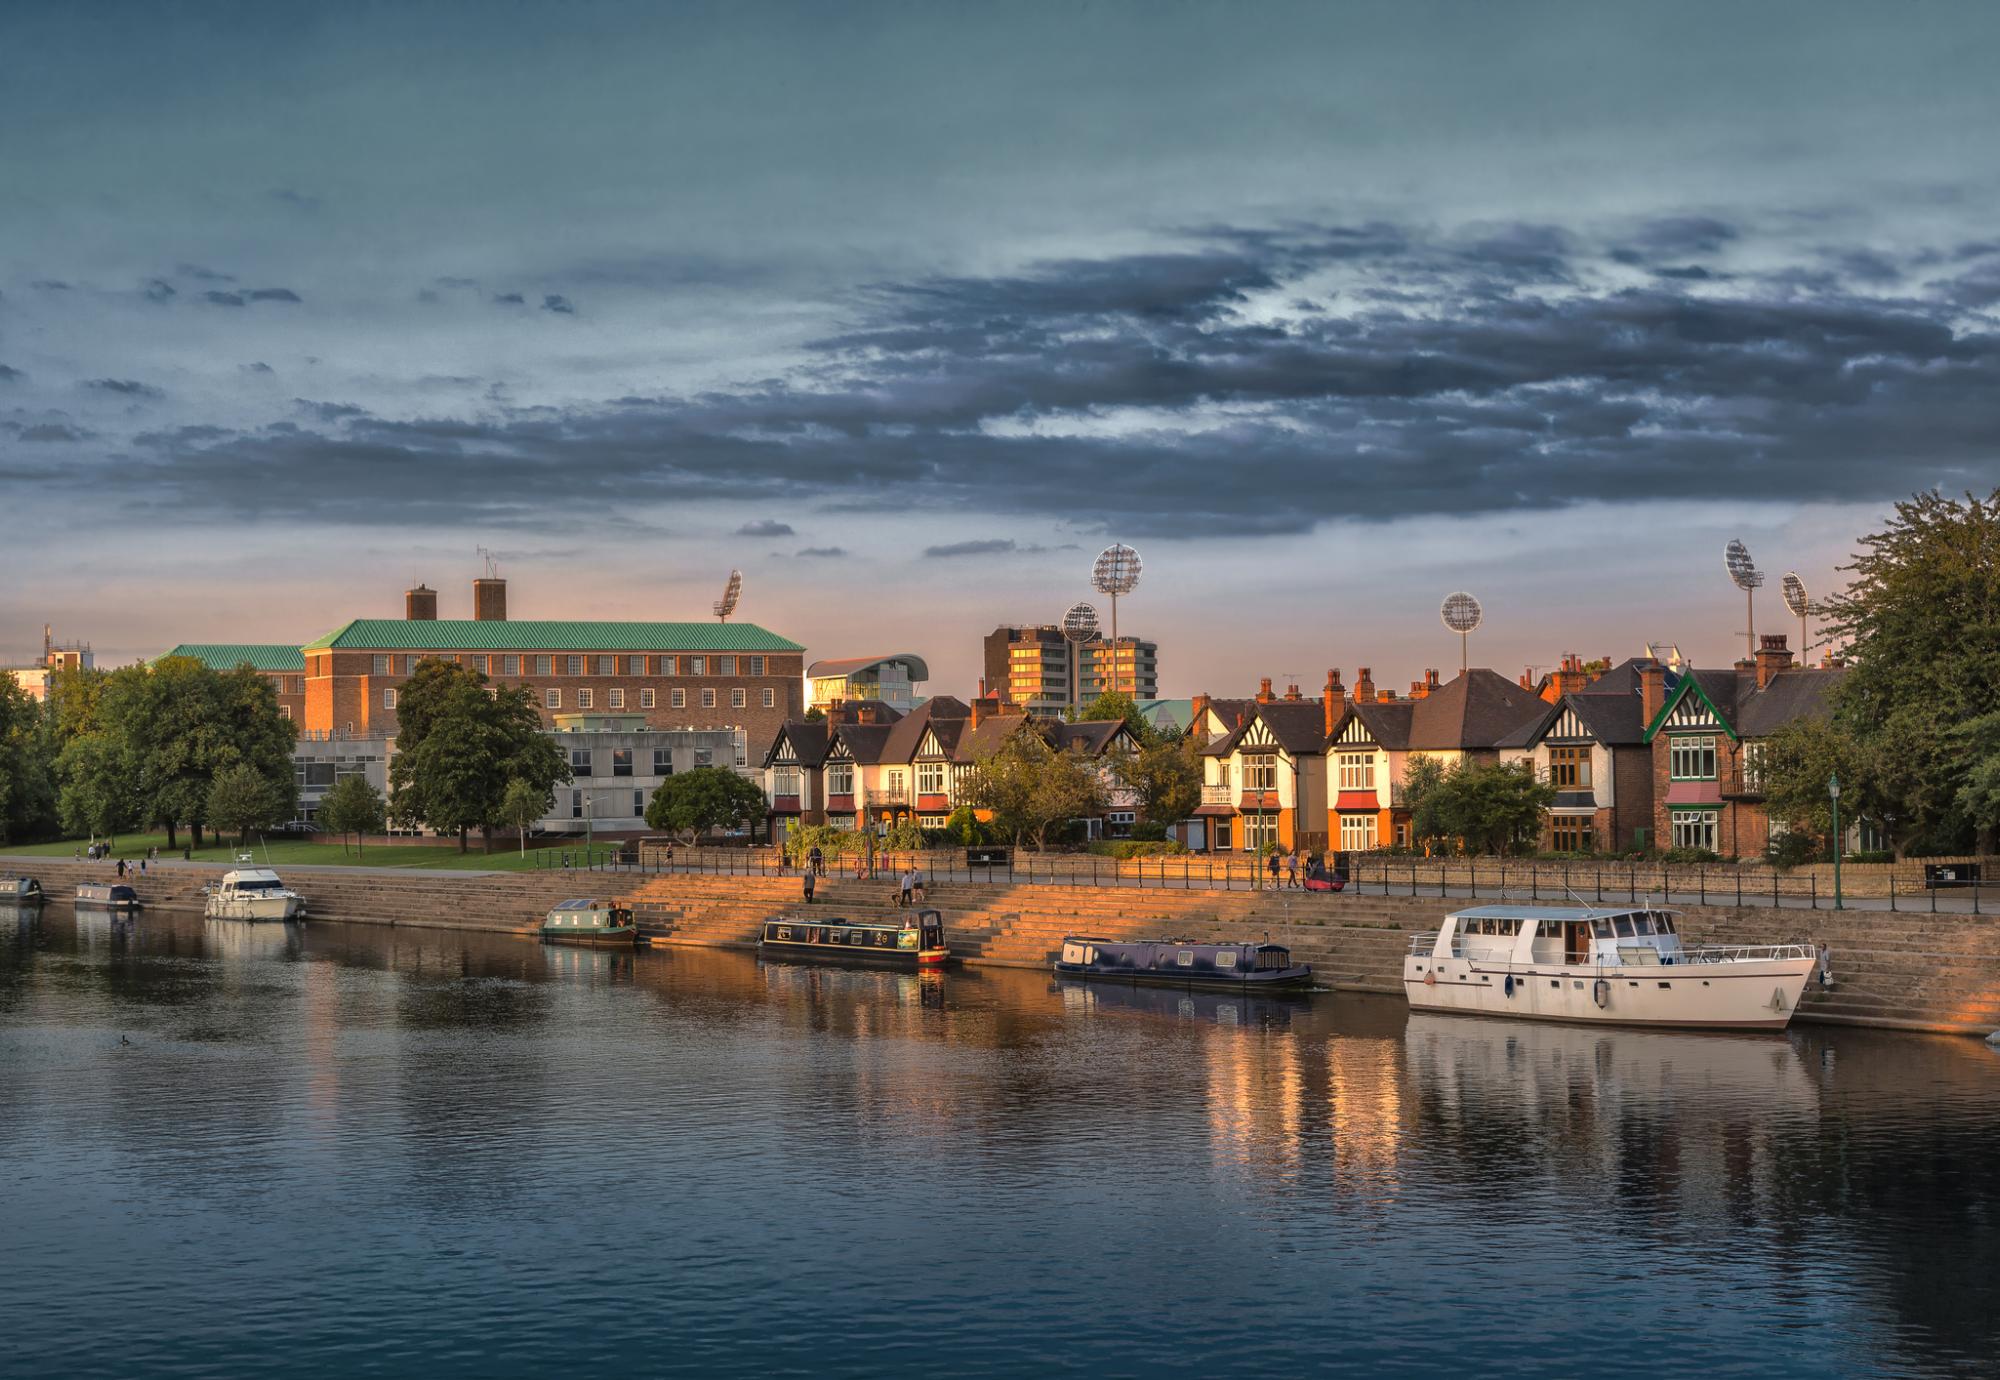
[0,831,602,871]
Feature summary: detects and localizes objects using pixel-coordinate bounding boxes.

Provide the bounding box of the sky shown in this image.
[4,0,1999,694]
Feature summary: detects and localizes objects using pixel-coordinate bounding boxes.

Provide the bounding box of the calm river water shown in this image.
[3,905,1997,1378]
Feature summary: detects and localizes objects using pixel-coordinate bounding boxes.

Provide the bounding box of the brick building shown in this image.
[158,644,309,722]
[1498,658,1661,853]
[300,579,805,756]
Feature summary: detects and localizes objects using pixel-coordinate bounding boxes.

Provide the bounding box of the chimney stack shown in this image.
[1640,659,1666,726]
[1256,677,1274,704]
[1754,633,1794,689]
[1191,693,1211,734]
[405,584,438,620]
[473,576,507,621]
[1283,683,1302,702]
[1520,667,1535,690]
[1354,667,1374,704]
[1322,670,1342,738]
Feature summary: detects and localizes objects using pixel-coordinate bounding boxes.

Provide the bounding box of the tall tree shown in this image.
[389,662,568,851]
[0,676,54,843]
[959,733,1107,850]
[56,732,138,845]
[498,777,548,857]
[1114,736,1201,827]
[318,774,387,858]
[206,762,281,847]
[1408,758,1552,856]
[1070,689,1164,746]
[644,767,767,846]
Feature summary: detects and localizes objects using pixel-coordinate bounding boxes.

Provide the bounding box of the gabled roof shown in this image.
[1502,668,1652,751]
[1192,697,1258,739]
[1337,698,1416,750]
[806,653,930,681]
[881,695,970,762]
[1405,669,1549,750]
[1644,663,1846,741]
[156,644,306,673]
[1202,701,1329,757]
[1047,719,1131,754]
[762,721,832,769]
[954,712,1036,762]
[303,619,802,652]
[828,722,894,765]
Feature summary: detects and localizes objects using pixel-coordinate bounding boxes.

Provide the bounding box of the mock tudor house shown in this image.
[1197,679,1336,853]
[1497,657,1664,853]
[1641,634,1844,859]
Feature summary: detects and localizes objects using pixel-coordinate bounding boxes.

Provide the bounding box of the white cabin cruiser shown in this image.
[1404,905,1823,1030]
[205,869,307,921]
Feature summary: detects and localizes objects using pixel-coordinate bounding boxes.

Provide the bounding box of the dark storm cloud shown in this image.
[736,519,795,537]
[17,422,91,442]
[794,546,847,558]
[923,539,1021,558]
[0,364,23,382]
[85,378,162,398]
[204,290,246,307]
[541,294,575,314]
[246,287,302,303]
[142,278,176,302]
[493,292,524,305]
[42,220,2000,536]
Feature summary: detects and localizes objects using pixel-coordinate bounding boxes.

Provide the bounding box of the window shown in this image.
[608,688,624,709]
[503,655,520,676]
[571,790,584,819]
[596,655,615,675]
[772,768,801,797]
[608,748,633,778]
[731,688,747,709]
[716,655,736,676]
[701,688,716,708]
[382,687,397,709]
[566,656,584,676]
[280,705,292,720]
[1246,754,1277,791]
[888,769,905,798]
[693,748,713,768]
[1337,752,1373,790]
[571,747,592,773]
[1216,950,1237,968]
[545,689,562,709]
[640,688,655,709]
[535,655,552,676]
[577,689,594,709]
[671,689,686,709]
[1549,746,1593,789]
[687,656,706,676]
[661,656,677,676]
[372,654,390,675]
[1551,816,1594,853]
[634,790,645,817]
[1671,810,1717,851]
[1244,813,1279,852]
[827,763,853,795]
[917,763,945,796]
[762,688,776,709]
[1670,736,1718,780]
[654,749,674,775]
[1340,813,1377,851]
[748,656,765,677]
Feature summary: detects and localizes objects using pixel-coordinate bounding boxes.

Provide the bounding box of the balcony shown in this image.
[1720,766,1765,800]
[1201,783,1233,805]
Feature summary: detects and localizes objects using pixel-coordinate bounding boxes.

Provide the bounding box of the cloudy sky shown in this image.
[4,0,1998,693]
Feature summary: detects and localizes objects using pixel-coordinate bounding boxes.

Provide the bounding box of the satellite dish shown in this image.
[1061,602,1100,644]
[1089,544,1143,695]
[713,569,742,622]
[1441,592,1482,674]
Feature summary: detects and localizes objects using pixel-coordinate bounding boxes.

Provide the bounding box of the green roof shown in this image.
[302,619,804,653]
[157,644,307,672]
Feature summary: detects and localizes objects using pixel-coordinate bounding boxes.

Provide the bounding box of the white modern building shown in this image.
[804,655,929,714]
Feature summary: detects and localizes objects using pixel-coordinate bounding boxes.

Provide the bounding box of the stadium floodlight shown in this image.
[1726,540,1763,658]
[713,569,743,622]
[1440,591,1483,675]
[1061,602,1100,644]
[1089,544,1143,694]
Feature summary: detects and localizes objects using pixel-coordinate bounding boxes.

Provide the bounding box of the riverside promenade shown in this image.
[20,854,2000,1036]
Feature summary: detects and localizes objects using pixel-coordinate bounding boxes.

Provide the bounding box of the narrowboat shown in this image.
[205,869,307,921]
[1053,937,1312,989]
[76,883,140,912]
[759,908,949,969]
[1404,905,1826,1030]
[541,898,637,944]
[2,876,45,904]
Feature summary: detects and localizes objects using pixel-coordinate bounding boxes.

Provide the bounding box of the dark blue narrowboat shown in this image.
[1053,936,1311,989]
[76,883,140,912]
[760,909,949,969]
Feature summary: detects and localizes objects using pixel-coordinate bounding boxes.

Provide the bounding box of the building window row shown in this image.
[1548,745,1592,790]
[365,653,775,677]
[1550,815,1594,852]
[1339,813,1377,852]
[1669,736,1718,781]
[1670,809,1718,851]
[1336,751,1374,791]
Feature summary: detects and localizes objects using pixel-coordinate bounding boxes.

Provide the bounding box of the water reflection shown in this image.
[0,911,1994,1378]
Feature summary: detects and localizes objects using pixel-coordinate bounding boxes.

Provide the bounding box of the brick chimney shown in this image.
[1519,667,1535,691]
[405,584,437,620]
[1283,683,1302,702]
[1427,668,1440,691]
[1754,633,1794,689]
[1191,693,1211,731]
[1354,667,1374,704]
[1322,670,1341,738]
[1377,688,1396,703]
[473,576,507,621]
[1547,653,1594,703]
[1256,677,1274,704]
[1640,660,1666,726]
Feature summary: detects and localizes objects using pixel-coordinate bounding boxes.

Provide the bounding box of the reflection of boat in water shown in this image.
[1055,977,1314,1028]
[204,869,307,921]
[1403,1010,1822,1118]
[1405,905,1822,1029]
[1055,937,1312,989]
[76,883,140,912]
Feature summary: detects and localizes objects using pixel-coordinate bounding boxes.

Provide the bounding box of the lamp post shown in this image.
[1828,773,1843,911]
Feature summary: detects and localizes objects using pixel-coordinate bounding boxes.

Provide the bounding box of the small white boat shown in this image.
[1404,904,1824,1030]
[205,868,307,921]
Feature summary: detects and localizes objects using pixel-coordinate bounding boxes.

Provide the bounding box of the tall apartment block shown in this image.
[1078,636,1159,700]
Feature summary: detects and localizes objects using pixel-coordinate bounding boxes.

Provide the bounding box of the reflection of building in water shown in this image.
[1326,1035,1406,1187]
[1203,1017,1305,1174]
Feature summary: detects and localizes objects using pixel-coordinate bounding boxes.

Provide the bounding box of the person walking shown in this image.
[1266,849,1280,891]
[808,844,824,878]
[899,868,915,908]
[1286,849,1300,889]
[802,868,816,904]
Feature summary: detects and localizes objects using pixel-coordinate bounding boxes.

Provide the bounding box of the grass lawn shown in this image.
[0,830,598,872]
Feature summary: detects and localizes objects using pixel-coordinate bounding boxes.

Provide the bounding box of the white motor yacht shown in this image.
[1404,904,1824,1029]
[205,868,307,921]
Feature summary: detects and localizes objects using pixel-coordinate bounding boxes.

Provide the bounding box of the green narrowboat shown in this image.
[540,898,637,945]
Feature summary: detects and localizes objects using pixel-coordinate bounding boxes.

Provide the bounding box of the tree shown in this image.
[803,705,827,722]
[389,661,569,852]
[957,735,1044,847]
[1071,689,1164,747]
[207,762,282,847]
[318,774,387,858]
[56,732,138,845]
[1755,717,1879,848]
[1115,736,1201,828]
[644,767,767,845]
[1403,755,1451,855]
[498,777,547,858]
[1815,489,2000,855]
[0,675,54,843]
[1407,758,1552,856]
[1027,745,1109,849]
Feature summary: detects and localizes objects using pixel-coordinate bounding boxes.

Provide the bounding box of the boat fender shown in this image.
[1818,945,1834,989]
[1592,978,1611,1010]
[1771,986,1788,1012]
[1503,974,1515,998]
[1423,970,1437,987]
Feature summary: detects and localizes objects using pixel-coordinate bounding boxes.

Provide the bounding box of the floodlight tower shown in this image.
[713,569,743,622]
[1782,572,1812,658]
[1725,540,1764,660]
[1440,591,1483,676]
[1090,543,1143,695]
[1060,602,1100,711]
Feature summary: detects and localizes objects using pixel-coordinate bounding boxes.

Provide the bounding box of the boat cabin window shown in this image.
[1613,916,1636,938]
[1592,919,1614,939]
[1255,948,1289,970]
[1631,914,1654,936]
[1216,950,1237,968]
[1176,951,1195,967]
[1653,913,1677,935]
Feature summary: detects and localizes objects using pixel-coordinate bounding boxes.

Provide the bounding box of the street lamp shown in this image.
[1828,773,1843,910]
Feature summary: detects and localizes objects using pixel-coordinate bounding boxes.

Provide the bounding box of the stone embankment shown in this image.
[16,858,1999,1035]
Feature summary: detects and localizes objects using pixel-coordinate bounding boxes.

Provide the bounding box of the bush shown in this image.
[782,822,860,865]
[1765,831,1823,872]
[940,805,986,847]
[1129,820,1168,842]
[1661,846,1722,864]
[1848,850,1894,864]
[1085,839,1189,859]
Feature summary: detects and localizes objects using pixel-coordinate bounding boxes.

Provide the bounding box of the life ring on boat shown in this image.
[1592,978,1611,1010]
[1423,970,1437,987]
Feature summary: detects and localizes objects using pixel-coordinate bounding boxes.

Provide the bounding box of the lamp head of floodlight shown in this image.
[1440,591,1483,635]
[1781,572,1810,618]
[1725,539,1764,591]
[1091,543,1143,597]
[713,569,743,622]
[1061,602,1101,644]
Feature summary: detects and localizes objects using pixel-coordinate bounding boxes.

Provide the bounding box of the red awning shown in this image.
[1193,804,1236,817]
[1664,781,1723,806]
[1336,791,1379,811]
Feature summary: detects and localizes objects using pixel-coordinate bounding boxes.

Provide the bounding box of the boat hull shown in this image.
[1402,956,1818,1029]
[206,896,307,921]
[759,938,947,970]
[75,890,139,912]
[1052,961,1314,991]
[540,926,637,945]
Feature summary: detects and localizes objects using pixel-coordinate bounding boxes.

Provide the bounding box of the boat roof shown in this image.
[1064,934,1286,949]
[553,898,618,910]
[222,869,283,883]
[1449,904,1677,921]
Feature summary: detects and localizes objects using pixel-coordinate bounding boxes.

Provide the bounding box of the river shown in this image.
[2,905,1996,1377]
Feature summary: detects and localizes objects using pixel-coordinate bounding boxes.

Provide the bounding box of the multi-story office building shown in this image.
[983,625,1075,713]
[804,654,928,713]
[1078,637,1159,700]
[3,627,94,703]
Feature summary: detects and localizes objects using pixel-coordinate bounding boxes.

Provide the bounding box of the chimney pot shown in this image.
[1256,677,1274,704]
[1284,683,1301,701]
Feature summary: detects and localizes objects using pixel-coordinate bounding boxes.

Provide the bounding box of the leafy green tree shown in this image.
[1027,745,1109,849]
[782,821,858,865]
[1070,689,1164,747]
[1403,755,1451,855]
[389,661,569,851]
[56,732,139,845]
[318,774,388,858]
[958,735,1044,847]
[206,762,282,846]
[1408,758,1553,856]
[498,777,547,858]
[644,767,767,845]
[1114,736,1201,827]
[1754,717,1877,847]
[803,705,826,722]
[939,805,985,847]
[0,675,54,843]
[1952,711,2000,850]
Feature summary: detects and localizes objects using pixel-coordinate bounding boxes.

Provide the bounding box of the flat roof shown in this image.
[303,618,803,653]
[807,653,930,681]
[156,644,307,672]
[1450,904,1670,921]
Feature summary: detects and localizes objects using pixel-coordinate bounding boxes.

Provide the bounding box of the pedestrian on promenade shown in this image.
[809,845,824,878]
[1286,850,1300,889]
[116,858,126,878]
[1267,850,1280,890]
[899,868,915,908]
[912,871,928,905]
[802,868,816,904]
